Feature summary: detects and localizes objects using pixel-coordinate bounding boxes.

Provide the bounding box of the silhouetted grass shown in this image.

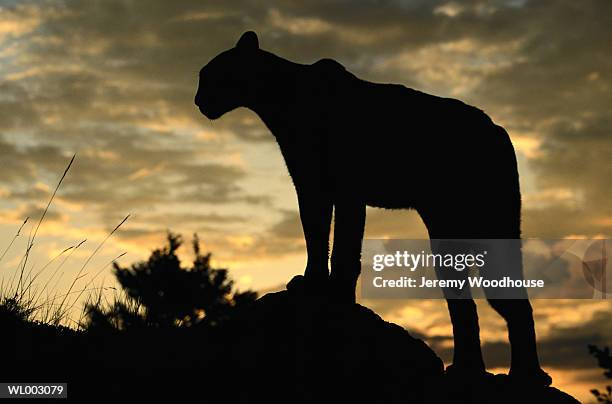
[0,154,129,328]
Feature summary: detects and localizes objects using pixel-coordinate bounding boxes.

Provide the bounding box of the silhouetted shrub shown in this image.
[84,232,256,330]
[0,296,34,324]
[590,344,612,403]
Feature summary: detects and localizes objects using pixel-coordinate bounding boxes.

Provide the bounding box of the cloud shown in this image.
[2,0,609,236]
[0,3,42,42]
[0,202,67,224]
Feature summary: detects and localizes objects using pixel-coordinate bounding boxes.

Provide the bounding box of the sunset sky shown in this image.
[0,0,610,401]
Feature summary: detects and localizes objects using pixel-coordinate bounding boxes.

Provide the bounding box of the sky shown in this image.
[0,0,610,401]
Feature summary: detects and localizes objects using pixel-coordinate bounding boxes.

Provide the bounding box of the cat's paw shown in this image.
[509,367,552,387]
[286,274,328,296]
[328,280,357,305]
[444,363,491,383]
[286,274,305,291]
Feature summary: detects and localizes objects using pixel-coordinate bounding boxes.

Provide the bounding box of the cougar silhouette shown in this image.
[195,31,551,386]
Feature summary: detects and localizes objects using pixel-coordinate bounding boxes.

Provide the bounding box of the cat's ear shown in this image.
[236,31,259,51]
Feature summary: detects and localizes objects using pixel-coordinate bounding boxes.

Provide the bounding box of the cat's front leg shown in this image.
[294,187,333,292]
[330,200,365,303]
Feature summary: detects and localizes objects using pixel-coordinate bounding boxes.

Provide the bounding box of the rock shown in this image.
[225,286,444,403]
[223,282,580,404]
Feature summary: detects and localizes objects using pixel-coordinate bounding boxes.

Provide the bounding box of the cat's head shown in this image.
[195,31,260,120]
